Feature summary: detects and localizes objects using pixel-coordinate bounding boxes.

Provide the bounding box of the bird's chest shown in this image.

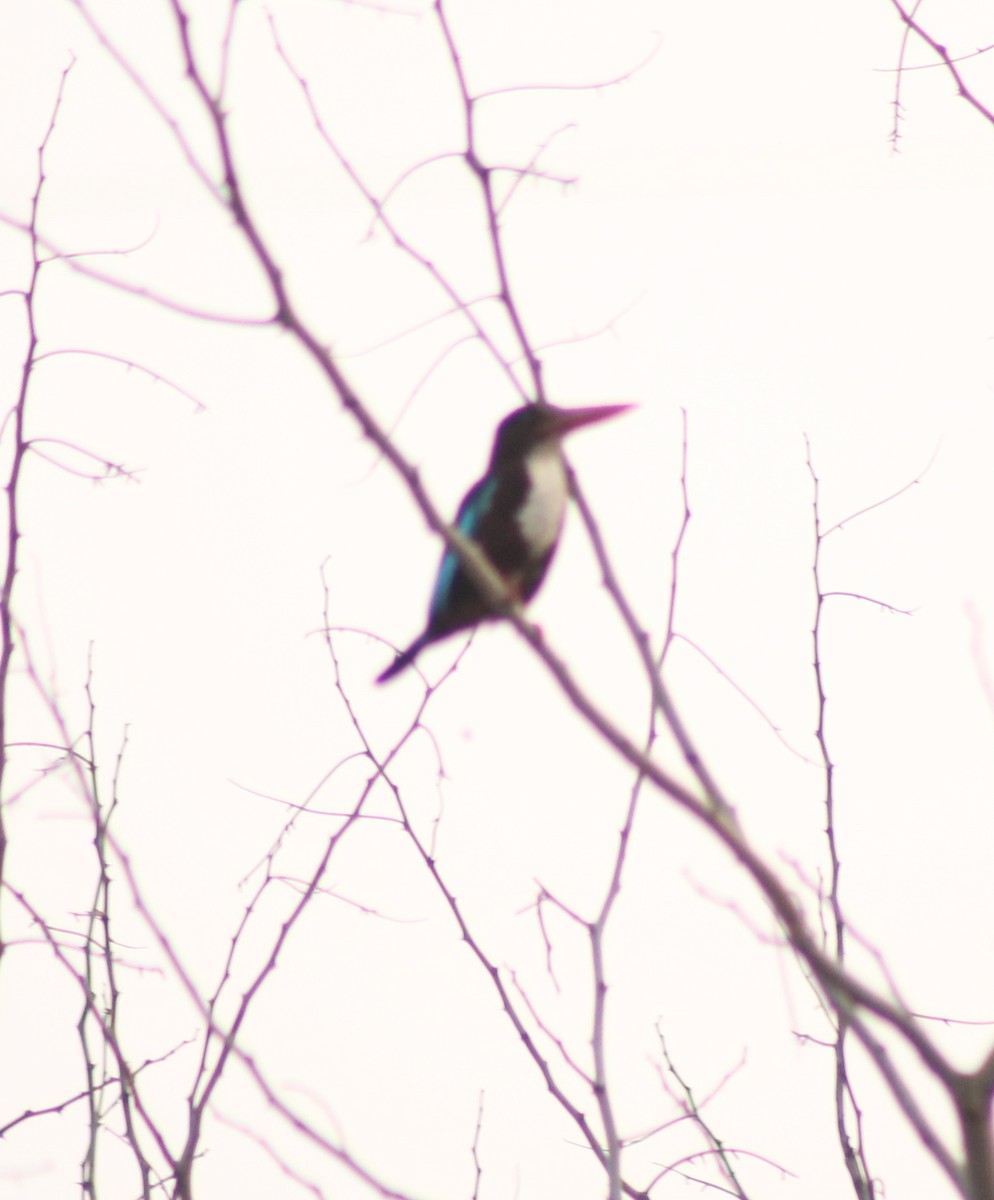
[514,445,568,557]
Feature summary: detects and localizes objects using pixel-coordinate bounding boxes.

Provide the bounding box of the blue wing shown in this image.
[429,476,497,620]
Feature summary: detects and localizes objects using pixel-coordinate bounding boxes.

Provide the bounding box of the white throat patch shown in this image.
[517,441,568,556]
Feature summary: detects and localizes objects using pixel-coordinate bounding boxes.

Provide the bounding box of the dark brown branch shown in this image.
[805,437,875,1200]
[0,57,74,965]
[889,1,994,130]
[434,0,545,400]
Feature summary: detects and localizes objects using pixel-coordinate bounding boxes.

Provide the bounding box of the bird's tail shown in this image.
[376,633,430,684]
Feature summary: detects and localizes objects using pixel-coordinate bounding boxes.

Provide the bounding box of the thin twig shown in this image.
[0,56,74,965]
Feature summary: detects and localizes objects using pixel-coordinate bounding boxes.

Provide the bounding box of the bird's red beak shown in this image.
[545,403,634,438]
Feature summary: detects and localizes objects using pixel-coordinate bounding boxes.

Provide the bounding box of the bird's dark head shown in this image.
[490,403,632,468]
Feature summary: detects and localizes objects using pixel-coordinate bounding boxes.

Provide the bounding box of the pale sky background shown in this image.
[2,2,994,1198]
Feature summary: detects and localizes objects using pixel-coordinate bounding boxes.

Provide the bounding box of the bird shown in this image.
[377,402,632,683]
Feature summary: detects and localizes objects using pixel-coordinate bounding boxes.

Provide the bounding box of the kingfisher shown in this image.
[377,402,631,683]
